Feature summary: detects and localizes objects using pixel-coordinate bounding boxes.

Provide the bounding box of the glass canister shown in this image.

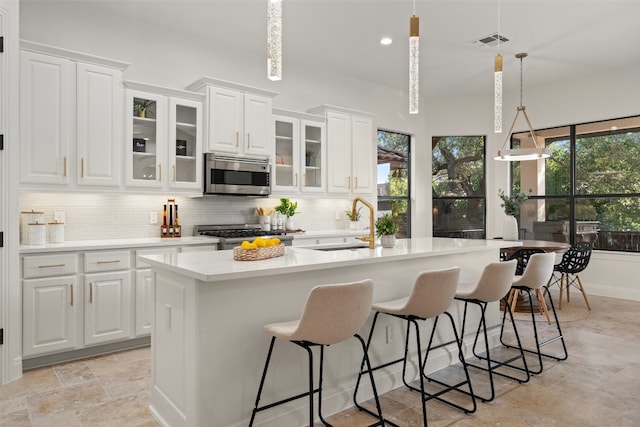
[48,221,65,243]
[20,210,44,244]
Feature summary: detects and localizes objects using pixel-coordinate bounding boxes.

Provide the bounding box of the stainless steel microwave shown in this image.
[204,154,271,196]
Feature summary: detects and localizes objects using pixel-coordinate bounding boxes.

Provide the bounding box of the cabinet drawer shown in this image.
[23,254,79,279]
[136,247,179,268]
[84,250,130,273]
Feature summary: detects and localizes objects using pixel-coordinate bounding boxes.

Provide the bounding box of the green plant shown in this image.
[274,197,298,217]
[345,206,362,221]
[375,213,398,236]
[499,189,529,217]
[133,99,154,116]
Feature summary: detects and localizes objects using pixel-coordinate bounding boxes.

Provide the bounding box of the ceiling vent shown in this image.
[470,33,509,47]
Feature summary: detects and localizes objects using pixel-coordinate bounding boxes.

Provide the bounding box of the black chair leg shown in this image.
[458,298,530,403]
[500,287,568,375]
[249,336,276,427]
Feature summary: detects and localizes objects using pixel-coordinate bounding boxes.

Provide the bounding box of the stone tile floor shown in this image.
[1,294,639,426]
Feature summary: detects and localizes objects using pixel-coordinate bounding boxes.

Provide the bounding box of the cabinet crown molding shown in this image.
[272,108,325,123]
[306,104,375,118]
[123,80,205,102]
[20,40,130,70]
[186,76,278,98]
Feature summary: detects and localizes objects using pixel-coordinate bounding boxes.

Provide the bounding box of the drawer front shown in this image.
[84,250,130,273]
[23,253,79,279]
[136,247,179,269]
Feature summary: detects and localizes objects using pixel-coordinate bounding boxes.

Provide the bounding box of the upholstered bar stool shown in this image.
[455,259,530,403]
[500,252,568,375]
[354,267,475,427]
[248,279,386,427]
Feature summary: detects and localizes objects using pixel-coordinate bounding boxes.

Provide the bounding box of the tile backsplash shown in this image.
[20,193,363,241]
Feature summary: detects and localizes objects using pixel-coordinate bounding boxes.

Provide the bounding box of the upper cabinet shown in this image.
[124,81,203,192]
[19,41,129,189]
[307,105,375,195]
[272,109,326,194]
[186,78,277,158]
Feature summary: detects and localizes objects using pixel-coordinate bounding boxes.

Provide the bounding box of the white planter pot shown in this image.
[349,221,359,230]
[380,234,396,248]
[285,217,295,231]
[503,216,519,241]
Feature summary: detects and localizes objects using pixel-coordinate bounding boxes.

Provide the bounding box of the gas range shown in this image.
[193,224,294,250]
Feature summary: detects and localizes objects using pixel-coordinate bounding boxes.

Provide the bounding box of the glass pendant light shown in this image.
[409,0,419,114]
[494,1,502,133]
[267,0,282,81]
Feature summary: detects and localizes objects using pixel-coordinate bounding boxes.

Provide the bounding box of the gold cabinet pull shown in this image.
[70,284,74,306]
[355,177,358,189]
[158,163,162,181]
[63,157,67,177]
[247,133,251,149]
[81,158,85,178]
[97,260,120,264]
[236,131,239,147]
[294,173,298,187]
[347,176,351,189]
[38,263,66,268]
[89,282,93,304]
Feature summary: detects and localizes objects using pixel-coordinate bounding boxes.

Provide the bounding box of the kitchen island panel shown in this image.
[145,239,502,427]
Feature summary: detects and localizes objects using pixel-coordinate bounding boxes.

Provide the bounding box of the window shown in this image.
[511,115,640,252]
[377,130,410,237]
[432,136,486,239]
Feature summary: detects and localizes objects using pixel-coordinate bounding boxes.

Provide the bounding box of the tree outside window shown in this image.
[377,130,410,238]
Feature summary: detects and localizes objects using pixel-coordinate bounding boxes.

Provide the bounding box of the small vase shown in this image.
[349,221,359,230]
[503,216,519,241]
[285,217,295,231]
[380,234,396,248]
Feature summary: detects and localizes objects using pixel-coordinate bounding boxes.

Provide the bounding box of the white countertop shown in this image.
[19,236,219,254]
[140,237,513,282]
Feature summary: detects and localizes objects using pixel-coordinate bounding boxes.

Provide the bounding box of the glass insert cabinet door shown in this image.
[301,121,324,192]
[169,98,201,189]
[128,91,165,187]
[273,116,300,190]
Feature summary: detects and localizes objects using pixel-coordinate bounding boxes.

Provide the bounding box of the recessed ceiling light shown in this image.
[380,37,392,45]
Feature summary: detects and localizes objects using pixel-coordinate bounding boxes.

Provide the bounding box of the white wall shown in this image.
[18,2,640,301]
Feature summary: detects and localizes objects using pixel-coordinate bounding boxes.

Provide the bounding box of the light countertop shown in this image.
[19,236,219,254]
[139,237,513,282]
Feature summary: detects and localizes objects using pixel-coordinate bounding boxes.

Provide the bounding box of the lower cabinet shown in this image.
[22,243,215,360]
[84,270,132,346]
[23,276,78,357]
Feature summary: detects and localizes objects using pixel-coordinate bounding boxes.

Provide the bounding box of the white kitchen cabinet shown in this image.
[83,250,132,346]
[272,109,326,194]
[307,105,375,194]
[22,253,80,357]
[19,50,74,185]
[125,82,203,192]
[19,42,128,189]
[134,247,180,337]
[186,77,277,158]
[84,270,131,346]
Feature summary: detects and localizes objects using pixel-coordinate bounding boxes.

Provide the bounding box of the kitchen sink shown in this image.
[309,242,370,251]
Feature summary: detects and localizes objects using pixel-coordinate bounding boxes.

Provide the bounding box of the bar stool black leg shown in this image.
[249,337,276,427]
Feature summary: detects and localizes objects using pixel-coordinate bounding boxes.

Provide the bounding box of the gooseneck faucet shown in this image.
[352,197,375,249]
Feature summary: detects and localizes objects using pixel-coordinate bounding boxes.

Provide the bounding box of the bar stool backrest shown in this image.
[555,242,593,274]
[513,252,555,290]
[469,260,518,303]
[403,267,460,319]
[295,279,374,345]
[507,248,545,275]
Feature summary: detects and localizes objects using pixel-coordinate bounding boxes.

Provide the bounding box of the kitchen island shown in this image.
[140,237,511,427]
